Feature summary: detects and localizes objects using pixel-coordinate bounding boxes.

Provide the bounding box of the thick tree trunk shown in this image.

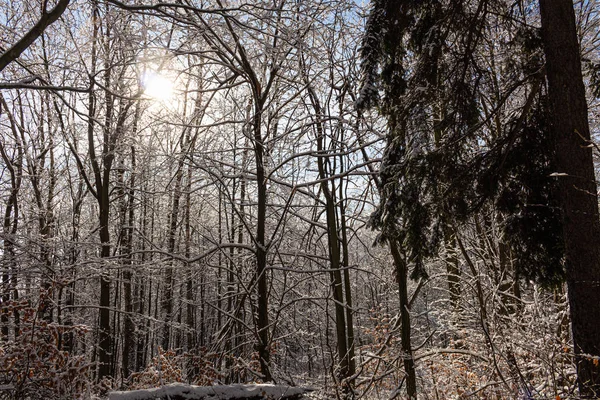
[539,0,600,395]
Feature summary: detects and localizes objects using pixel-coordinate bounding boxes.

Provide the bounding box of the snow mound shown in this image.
[108,383,313,400]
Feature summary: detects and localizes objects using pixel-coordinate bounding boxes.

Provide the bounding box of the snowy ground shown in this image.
[108,383,313,400]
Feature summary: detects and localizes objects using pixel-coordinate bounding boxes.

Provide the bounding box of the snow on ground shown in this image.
[108,383,313,400]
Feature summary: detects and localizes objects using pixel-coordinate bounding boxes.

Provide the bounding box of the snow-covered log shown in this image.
[108,383,313,400]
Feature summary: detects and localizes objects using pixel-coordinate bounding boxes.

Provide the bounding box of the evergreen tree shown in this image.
[361,0,600,395]
[360,0,563,287]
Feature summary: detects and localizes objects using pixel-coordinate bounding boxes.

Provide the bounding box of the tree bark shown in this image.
[162,136,185,351]
[539,0,600,395]
[252,97,272,383]
[122,145,137,381]
[389,242,417,399]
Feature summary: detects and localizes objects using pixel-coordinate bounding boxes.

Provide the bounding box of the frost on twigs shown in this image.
[108,382,313,400]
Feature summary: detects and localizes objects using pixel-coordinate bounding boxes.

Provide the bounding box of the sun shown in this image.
[142,71,175,102]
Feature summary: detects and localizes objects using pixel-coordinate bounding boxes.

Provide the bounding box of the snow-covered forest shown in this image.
[1,0,600,398]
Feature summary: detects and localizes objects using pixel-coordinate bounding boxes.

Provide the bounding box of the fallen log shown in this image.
[108,383,313,400]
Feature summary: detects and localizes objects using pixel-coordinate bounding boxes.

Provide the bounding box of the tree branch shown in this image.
[0,0,71,72]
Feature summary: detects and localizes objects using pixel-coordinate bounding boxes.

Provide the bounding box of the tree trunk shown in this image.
[539,0,600,395]
[252,98,272,383]
[98,190,112,381]
[307,85,352,397]
[389,242,417,399]
[356,109,415,398]
[163,139,185,351]
[0,123,22,341]
[122,145,137,381]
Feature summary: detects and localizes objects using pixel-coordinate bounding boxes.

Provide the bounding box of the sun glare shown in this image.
[142,71,175,103]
